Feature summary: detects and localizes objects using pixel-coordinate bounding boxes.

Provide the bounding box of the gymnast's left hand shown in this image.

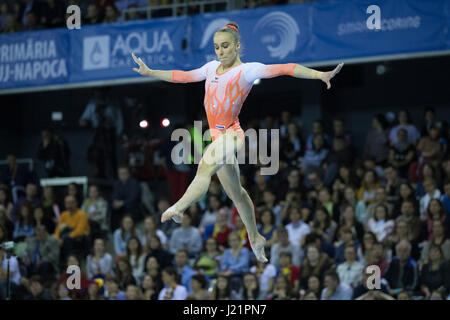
[321,62,344,89]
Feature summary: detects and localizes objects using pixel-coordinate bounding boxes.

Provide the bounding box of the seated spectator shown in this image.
[103,4,119,23]
[233,214,251,250]
[143,256,163,292]
[310,206,338,244]
[367,204,395,243]
[392,182,416,218]
[220,232,250,278]
[357,170,380,205]
[158,267,187,300]
[423,199,447,241]
[66,183,83,211]
[86,238,114,280]
[40,0,65,28]
[419,244,446,299]
[116,256,137,290]
[305,120,332,150]
[104,277,127,300]
[383,165,407,207]
[317,188,340,222]
[251,168,272,207]
[24,225,59,283]
[365,242,389,278]
[41,186,60,227]
[279,229,306,269]
[389,109,421,145]
[174,249,196,293]
[338,186,366,224]
[111,165,141,230]
[396,200,423,243]
[339,205,364,243]
[336,245,365,288]
[357,231,376,264]
[300,243,333,289]
[363,114,390,165]
[385,219,421,262]
[187,274,211,300]
[56,282,72,300]
[34,207,56,236]
[300,134,330,171]
[321,269,353,300]
[25,275,52,300]
[259,190,282,226]
[256,208,277,248]
[126,236,146,285]
[194,237,221,279]
[334,226,359,265]
[211,274,232,300]
[352,266,390,299]
[13,203,35,242]
[277,252,300,293]
[54,195,90,262]
[81,185,109,239]
[141,274,158,300]
[141,215,168,251]
[202,207,232,251]
[420,221,450,262]
[414,163,438,198]
[11,182,40,222]
[300,275,322,300]
[114,215,143,256]
[169,213,202,257]
[250,259,277,296]
[84,3,101,24]
[285,206,311,248]
[87,281,104,300]
[388,129,416,178]
[143,235,173,272]
[270,274,294,300]
[419,179,442,220]
[417,125,446,167]
[385,240,419,297]
[365,188,394,223]
[235,272,266,300]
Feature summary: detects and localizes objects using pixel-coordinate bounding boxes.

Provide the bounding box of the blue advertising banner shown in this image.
[0,0,449,92]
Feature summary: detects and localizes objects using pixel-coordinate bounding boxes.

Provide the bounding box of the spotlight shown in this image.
[139,120,149,129]
[161,118,170,127]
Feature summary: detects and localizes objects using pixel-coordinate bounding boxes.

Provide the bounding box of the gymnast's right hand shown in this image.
[132,52,152,76]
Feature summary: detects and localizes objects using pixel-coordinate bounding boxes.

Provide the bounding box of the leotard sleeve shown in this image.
[244,62,296,84]
[171,61,214,83]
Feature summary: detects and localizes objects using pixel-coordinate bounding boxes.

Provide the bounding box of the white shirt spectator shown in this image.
[86,253,114,279]
[420,189,442,218]
[285,221,311,248]
[250,264,277,293]
[321,283,353,300]
[337,261,365,287]
[367,218,395,242]
[270,242,303,268]
[158,285,188,300]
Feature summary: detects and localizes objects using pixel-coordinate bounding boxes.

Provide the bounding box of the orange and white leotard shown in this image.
[172,60,296,141]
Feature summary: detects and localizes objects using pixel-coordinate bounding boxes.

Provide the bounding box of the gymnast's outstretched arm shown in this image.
[132,52,207,83]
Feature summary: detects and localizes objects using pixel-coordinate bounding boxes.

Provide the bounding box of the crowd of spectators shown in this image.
[0,0,321,34]
[1,105,450,300]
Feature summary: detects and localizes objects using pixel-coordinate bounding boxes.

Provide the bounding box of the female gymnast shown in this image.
[132,22,343,263]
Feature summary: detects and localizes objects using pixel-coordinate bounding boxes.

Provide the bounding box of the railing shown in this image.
[120,0,234,20]
[0,158,34,172]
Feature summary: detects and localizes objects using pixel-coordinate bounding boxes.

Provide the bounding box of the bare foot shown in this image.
[161,205,183,223]
[250,234,268,263]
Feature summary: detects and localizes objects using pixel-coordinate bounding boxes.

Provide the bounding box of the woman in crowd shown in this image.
[113,215,143,256]
[115,256,137,290]
[211,275,232,300]
[86,238,114,279]
[158,267,187,300]
[419,244,446,299]
[187,274,211,300]
[141,215,168,251]
[194,236,221,279]
[126,236,146,285]
[81,185,108,239]
[367,204,395,243]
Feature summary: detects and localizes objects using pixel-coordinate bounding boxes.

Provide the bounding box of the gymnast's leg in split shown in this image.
[161,130,268,262]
